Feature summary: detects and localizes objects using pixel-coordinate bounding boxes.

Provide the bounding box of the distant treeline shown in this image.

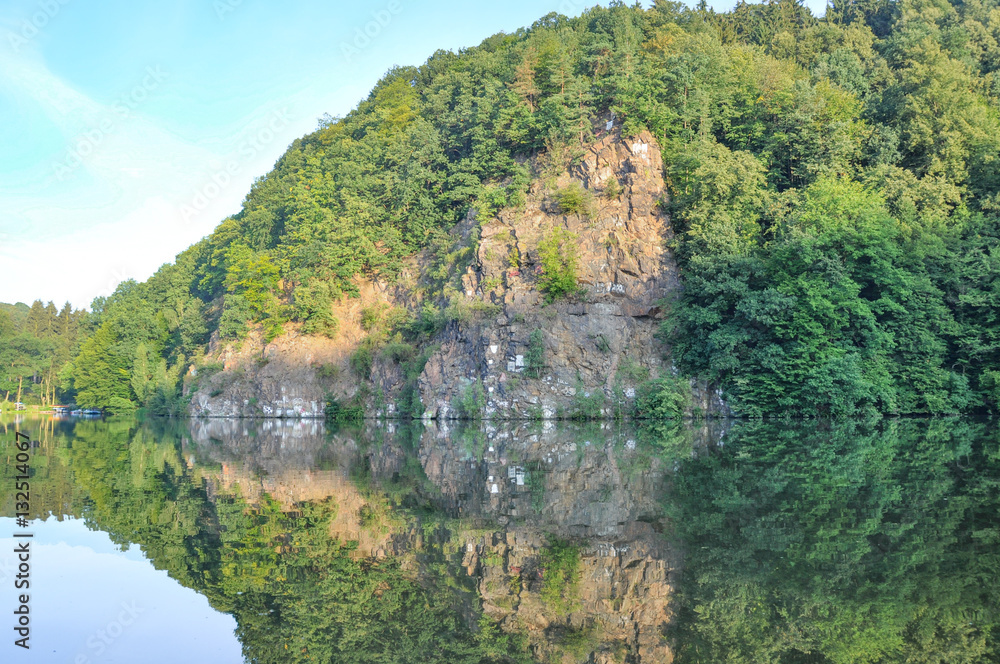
[8,0,1000,416]
[0,301,87,407]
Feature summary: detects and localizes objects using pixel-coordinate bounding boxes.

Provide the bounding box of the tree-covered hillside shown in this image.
[0,300,88,407]
[36,0,1000,416]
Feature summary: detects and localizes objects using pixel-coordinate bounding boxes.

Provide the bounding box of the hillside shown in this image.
[13,0,1000,418]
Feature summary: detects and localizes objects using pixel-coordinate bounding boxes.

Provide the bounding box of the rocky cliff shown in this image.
[421,127,686,420]
[186,127,728,420]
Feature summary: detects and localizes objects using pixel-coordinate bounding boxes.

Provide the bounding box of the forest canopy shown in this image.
[6,0,1000,417]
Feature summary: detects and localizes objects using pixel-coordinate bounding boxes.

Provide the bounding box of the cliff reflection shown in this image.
[182,418,689,663]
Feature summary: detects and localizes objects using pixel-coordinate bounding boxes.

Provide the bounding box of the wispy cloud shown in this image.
[0,49,303,308]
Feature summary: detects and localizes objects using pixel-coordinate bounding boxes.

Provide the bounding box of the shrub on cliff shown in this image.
[634,377,692,420]
[553,182,594,218]
[454,379,485,419]
[537,228,580,303]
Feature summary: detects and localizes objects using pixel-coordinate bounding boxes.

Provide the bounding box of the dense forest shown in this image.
[670,418,1000,663]
[6,0,1000,416]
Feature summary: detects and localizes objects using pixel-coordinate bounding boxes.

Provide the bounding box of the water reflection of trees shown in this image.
[1,417,997,663]
[668,419,1000,664]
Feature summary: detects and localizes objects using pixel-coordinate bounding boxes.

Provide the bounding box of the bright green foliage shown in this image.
[666,140,770,259]
[294,281,340,338]
[4,416,999,662]
[221,245,285,342]
[539,538,582,614]
[0,301,86,406]
[11,418,532,664]
[553,182,594,217]
[536,228,580,303]
[72,269,206,411]
[634,376,692,419]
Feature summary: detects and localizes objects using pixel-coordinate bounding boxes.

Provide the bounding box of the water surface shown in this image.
[0,416,996,663]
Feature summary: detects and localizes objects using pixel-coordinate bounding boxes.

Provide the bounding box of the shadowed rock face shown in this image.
[184,418,704,663]
[419,128,695,421]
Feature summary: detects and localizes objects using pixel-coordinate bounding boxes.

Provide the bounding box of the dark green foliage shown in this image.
[350,344,375,379]
[603,177,621,200]
[634,377,692,419]
[668,419,1000,663]
[454,379,486,419]
[667,176,1000,416]
[325,396,365,423]
[394,345,436,419]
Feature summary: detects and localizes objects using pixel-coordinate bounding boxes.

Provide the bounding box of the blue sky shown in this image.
[0,518,242,663]
[0,0,827,309]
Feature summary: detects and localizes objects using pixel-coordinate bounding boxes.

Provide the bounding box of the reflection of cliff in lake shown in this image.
[3,416,998,663]
[184,418,692,663]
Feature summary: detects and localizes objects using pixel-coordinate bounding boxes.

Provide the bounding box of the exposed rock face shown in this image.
[187,329,329,418]
[186,280,405,418]
[186,128,730,419]
[420,128,718,419]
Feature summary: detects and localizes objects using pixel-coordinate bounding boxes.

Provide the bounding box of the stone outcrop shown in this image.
[186,127,730,419]
[420,127,726,419]
[418,420,678,663]
[186,279,408,418]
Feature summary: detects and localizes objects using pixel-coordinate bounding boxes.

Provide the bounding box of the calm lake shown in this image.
[0,415,997,663]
